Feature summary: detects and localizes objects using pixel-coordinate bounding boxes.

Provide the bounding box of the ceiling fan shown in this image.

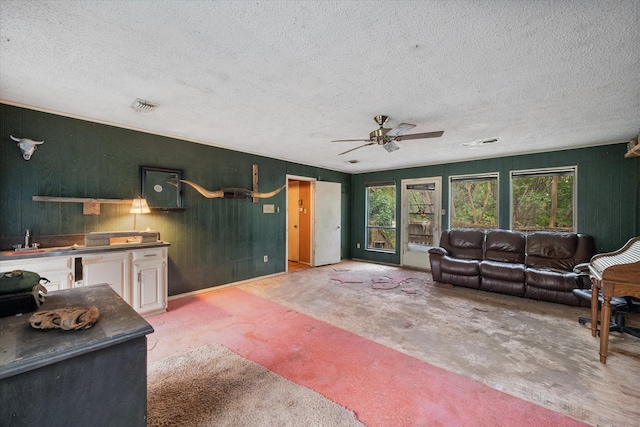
[332,115,444,155]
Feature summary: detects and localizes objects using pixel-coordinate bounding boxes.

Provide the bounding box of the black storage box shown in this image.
[0,291,39,318]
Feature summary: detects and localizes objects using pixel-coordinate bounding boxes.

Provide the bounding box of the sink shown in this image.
[1,245,75,256]
[4,249,48,255]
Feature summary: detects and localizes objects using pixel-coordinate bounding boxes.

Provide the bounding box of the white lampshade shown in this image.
[130,197,151,214]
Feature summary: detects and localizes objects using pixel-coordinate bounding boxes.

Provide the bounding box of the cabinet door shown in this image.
[38,269,75,292]
[0,256,74,292]
[132,259,167,316]
[81,252,131,303]
[132,248,167,316]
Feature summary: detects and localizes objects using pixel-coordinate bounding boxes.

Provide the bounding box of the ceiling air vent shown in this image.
[130,98,158,112]
[462,137,499,147]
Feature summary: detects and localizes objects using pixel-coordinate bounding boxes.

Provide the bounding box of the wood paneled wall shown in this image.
[350,144,639,265]
[3,104,637,289]
[0,104,351,296]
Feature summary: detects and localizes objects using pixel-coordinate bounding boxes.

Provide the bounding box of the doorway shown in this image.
[287,179,312,268]
[286,176,342,271]
[401,177,442,270]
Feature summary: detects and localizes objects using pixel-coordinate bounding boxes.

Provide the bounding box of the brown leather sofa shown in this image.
[428,229,595,306]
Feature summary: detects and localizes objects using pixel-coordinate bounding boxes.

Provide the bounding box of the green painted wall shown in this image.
[351,144,639,264]
[0,104,351,296]
[3,104,637,290]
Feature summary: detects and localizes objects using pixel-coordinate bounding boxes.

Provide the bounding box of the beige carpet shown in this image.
[147,343,365,427]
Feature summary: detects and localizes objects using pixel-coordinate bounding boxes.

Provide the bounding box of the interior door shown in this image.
[401,177,441,269]
[287,181,300,262]
[313,181,341,266]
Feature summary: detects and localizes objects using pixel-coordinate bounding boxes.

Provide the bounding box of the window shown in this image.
[366,183,396,251]
[449,173,499,229]
[511,167,576,232]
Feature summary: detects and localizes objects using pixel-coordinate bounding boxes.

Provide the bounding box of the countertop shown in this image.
[0,241,170,262]
[0,284,154,379]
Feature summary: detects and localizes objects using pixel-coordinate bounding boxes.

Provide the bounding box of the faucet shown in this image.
[13,229,41,251]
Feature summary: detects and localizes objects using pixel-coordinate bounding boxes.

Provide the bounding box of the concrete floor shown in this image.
[236,261,640,427]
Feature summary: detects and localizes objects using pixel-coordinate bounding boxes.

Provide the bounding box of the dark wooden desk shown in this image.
[590,261,640,363]
[0,284,153,426]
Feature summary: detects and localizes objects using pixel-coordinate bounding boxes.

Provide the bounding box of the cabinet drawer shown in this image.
[132,248,165,261]
[0,256,73,273]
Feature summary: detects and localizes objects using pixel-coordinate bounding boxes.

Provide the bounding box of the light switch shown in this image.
[263,204,275,214]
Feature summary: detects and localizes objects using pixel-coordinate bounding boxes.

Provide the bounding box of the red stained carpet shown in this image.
[148,287,587,427]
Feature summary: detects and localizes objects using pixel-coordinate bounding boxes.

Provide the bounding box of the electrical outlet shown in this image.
[356,243,360,248]
[263,255,268,262]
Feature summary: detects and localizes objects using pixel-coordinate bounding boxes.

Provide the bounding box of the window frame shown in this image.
[448,172,500,230]
[509,166,577,233]
[365,181,397,253]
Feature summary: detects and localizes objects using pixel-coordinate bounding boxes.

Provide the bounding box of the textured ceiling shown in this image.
[1,1,638,173]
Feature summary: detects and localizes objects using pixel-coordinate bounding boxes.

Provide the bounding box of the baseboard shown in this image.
[168,271,286,301]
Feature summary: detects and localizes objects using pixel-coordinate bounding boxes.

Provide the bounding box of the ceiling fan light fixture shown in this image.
[383,141,400,153]
[334,115,444,155]
[130,98,158,113]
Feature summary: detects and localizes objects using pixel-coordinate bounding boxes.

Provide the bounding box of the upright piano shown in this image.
[588,237,640,363]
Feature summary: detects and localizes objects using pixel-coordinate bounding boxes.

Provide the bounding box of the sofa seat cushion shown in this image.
[525,268,578,292]
[441,257,480,276]
[441,272,481,289]
[479,261,526,296]
[525,284,581,306]
[481,278,526,296]
[438,257,481,289]
[479,260,526,282]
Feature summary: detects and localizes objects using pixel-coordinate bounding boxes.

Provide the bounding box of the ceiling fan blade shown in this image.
[383,141,400,153]
[395,130,444,141]
[338,142,375,155]
[332,138,371,142]
[386,122,416,137]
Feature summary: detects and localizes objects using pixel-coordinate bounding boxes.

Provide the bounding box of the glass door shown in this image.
[401,177,441,269]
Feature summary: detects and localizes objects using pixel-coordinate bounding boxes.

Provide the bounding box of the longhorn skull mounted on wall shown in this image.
[11,135,45,160]
[181,179,286,199]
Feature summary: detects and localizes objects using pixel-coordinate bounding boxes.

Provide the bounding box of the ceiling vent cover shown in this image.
[462,137,499,147]
[130,98,158,112]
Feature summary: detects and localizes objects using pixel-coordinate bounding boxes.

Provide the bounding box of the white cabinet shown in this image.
[81,251,132,304]
[0,256,74,292]
[131,248,167,317]
[79,247,168,316]
[1,245,168,317]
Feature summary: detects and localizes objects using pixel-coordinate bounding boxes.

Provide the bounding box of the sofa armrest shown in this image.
[428,247,449,282]
[573,262,591,289]
[428,247,449,257]
[573,262,590,274]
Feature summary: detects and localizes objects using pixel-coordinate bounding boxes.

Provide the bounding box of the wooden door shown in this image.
[287,181,300,262]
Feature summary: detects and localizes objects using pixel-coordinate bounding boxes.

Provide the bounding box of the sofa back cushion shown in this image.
[526,232,595,271]
[441,229,485,260]
[485,230,526,263]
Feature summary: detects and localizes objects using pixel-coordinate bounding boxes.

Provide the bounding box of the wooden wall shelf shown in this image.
[32,196,133,215]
